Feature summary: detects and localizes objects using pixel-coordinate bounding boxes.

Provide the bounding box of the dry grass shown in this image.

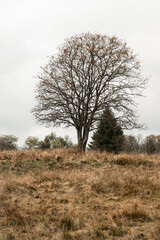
[0,149,160,239]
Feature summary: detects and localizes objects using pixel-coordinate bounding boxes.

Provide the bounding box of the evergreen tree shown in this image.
[89,108,124,153]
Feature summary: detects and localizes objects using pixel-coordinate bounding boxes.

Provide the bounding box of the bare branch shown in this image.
[32,33,147,152]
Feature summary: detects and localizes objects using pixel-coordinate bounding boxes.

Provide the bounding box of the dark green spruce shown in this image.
[89,108,124,153]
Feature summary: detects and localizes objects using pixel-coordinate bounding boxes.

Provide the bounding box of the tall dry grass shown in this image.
[0,149,160,239]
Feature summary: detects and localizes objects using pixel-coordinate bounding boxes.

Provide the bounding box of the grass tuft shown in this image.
[60,214,75,231]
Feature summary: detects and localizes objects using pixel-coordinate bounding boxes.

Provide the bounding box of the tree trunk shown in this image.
[77,127,89,152]
[77,128,83,152]
[82,126,89,152]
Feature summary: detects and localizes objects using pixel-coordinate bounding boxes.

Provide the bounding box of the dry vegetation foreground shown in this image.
[0,149,160,240]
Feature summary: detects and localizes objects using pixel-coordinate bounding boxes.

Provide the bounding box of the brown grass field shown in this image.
[0,149,160,240]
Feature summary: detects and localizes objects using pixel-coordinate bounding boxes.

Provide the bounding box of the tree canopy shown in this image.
[0,135,18,151]
[25,136,39,149]
[24,133,74,150]
[32,32,147,152]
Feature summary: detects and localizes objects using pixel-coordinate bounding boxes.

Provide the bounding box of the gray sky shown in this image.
[0,0,160,146]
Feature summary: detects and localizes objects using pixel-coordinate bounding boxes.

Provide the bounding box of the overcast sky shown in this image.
[0,0,160,146]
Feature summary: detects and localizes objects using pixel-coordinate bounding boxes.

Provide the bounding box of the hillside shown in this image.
[0,149,160,240]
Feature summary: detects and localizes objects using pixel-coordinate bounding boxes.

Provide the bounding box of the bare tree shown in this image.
[32,33,147,152]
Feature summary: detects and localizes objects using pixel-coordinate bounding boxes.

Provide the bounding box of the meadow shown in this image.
[0,149,160,240]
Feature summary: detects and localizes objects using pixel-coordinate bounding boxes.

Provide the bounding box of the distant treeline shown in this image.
[122,134,160,154]
[0,133,160,154]
[0,133,74,151]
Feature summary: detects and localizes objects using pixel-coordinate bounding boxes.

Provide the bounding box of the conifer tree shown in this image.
[89,108,124,153]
